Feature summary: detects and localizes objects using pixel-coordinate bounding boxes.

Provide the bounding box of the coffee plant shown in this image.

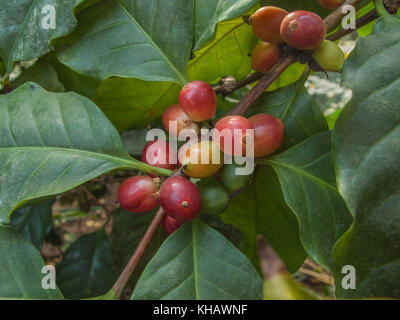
[0,0,399,300]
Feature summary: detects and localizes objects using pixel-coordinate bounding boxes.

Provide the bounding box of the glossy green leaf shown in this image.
[13,61,65,92]
[247,75,329,151]
[189,16,257,84]
[110,209,166,286]
[132,219,262,300]
[253,166,307,272]
[57,0,193,85]
[0,82,169,223]
[0,0,89,72]
[92,77,180,131]
[261,132,352,267]
[0,225,63,299]
[332,16,400,299]
[9,198,54,250]
[193,0,258,50]
[56,229,117,299]
[220,187,258,260]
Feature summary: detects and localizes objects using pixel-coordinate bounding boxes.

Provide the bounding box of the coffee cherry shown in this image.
[251,42,280,73]
[318,0,345,10]
[162,214,182,235]
[213,115,254,156]
[141,140,177,177]
[250,6,289,44]
[280,11,326,50]
[162,104,200,137]
[249,113,284,158]
[181,141,223,178]
[198,185,230,215]
[117,176,159,214]
[179,81,217,122]
[220,163,252,194]
[312,40,345,72]
[159,176,202,222]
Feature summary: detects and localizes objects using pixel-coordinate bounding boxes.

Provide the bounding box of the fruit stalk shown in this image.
[113,207,167,299]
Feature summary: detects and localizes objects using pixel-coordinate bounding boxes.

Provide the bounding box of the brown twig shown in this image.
[214,72,264,96]
[113,207,167,298]
[327,9,379,41]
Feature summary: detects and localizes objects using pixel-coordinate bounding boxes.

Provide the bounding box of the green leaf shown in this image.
[189,16,257,84]
[193,0,258,50]
[57,0,193,85]
[261,132,352,268]
[246,76,328,151]
[264,272,322,300]
[110,209,166,286]
[132,219,262,300]
[9,198,54,250]
[253,166,307,272]
[92,77,180,131]
[12,61,65,92]
[0,82,170,223]
[219,167,306,273]
[56,229,117,299]
[0,0,88,72]
[0,225,63,299]
[220,187,258,261]
[332,16,400,299]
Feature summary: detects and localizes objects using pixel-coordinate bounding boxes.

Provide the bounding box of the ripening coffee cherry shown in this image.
[249,6,289,44]
[181,141,223,178]
[220,163,252,194]
[198,185,230,215]
[251,42,280,73]
[141,140,177,177]
[179,80,217,122]
[162,214,182,235]
[280,11,326,50]
[318,0,345,10]
[159,176,202,222]
[213,115,254,156]
[162,104,200,137]
[249,113,284,158]
[312,40,345,72]
[117,176,159,214]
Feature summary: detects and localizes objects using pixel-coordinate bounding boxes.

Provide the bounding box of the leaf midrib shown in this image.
[115,0,187,85]
[263,159,338,193]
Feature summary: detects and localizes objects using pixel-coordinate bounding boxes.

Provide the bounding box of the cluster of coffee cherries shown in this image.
[249,3,345,74]
[118,81,284,235]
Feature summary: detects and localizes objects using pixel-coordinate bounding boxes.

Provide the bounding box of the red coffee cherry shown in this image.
[179,80,217,122]
[213,115,254,156]
[318,0,345,10]
[117,176,159,214]
[250,6,289,44]
[141,140,177,177]
[159,176,202,222]
[162,214,182,235]
[249,113,284,158]
[162,104,200,137]
[251,42,280,73]
[280,11,326,50]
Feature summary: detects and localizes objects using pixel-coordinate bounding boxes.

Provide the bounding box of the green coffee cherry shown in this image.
[198,185,230,215]
[312,40,345,73]
[220,163,252,194]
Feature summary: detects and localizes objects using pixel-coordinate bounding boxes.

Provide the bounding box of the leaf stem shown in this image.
[113,207,166,299]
